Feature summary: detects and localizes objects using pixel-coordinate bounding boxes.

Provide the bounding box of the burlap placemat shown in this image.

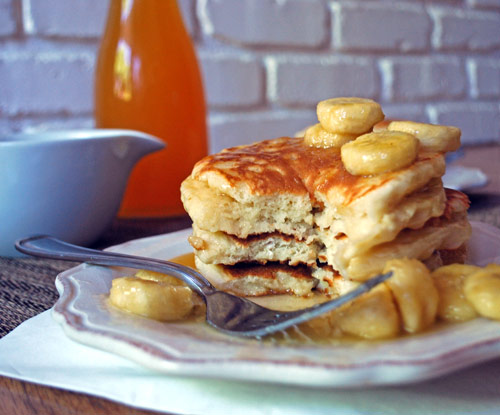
[0,257,72,337]
[1,206,499,338]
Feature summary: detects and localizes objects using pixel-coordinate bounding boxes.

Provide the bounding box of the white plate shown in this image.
[53,221,500,388]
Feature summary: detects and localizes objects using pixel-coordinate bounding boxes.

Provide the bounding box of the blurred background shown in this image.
[0,0,499,154]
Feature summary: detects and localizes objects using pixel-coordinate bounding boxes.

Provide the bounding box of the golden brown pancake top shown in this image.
[193,137,444,204]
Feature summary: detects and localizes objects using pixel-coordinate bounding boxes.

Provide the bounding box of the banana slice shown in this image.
[299,284,400,340]
[109,276,195,321]
[431,264,480,322]
[464,264,500,320]
[135,269,186,286]
[335,284,401,339]
[317,97,385,135]
[304,123,357,148]
[384,258,438,333]
[387,120,461,153]
[341,131,419,176]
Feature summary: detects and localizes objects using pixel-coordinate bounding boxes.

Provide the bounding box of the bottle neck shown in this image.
[106,0,183,26]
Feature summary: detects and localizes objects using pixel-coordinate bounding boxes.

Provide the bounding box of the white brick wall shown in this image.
[27,0,108,37]
[332,2,432,52]
[267,55,379,107]
[200,0,328,47]
[0,50,94,116]
[0,0,18,37]
[199,52,265,109]
[431,7,500,51]
[0,0,499,150]
[469,58,500,99]
[381,56,467,102]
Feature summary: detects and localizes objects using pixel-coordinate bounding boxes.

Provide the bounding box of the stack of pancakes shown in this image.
[181,136,470,298]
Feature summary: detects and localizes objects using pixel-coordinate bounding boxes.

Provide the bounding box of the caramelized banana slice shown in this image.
[387,120,461,153]
[317,97,385,135]
[384,258,438,333]
[464,264,500,320]
[431,264,480,322]
[109,276,194,321]
[135,269,186,286]
[335,284,400,339]
[300,284,400,340]
[341,131,419,176]
[304,123,357,148]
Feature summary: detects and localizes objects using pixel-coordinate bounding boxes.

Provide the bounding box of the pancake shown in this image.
[181,135,470,296]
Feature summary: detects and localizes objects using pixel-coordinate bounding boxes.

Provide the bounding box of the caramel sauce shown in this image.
[170,252,196,269]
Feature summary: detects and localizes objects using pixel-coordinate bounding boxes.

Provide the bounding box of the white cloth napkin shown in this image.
[1,310,500,415]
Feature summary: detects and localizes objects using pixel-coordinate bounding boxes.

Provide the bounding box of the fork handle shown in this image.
[15,235,215,297]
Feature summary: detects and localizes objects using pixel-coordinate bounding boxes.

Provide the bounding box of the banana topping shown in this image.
[109,273,196,321]
[300,97,463,176]
[304,123,357,148]
[335,284,401,339]
[387,120,461,153]
[384,258,439,333]
[317,97,385,135]
[464,264,500,320]
[341,131,419,176]
[135,269,187,286]
[299,284,400,340]
[431,264,480,322]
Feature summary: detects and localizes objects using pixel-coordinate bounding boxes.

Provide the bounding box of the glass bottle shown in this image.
[95,0,208,217]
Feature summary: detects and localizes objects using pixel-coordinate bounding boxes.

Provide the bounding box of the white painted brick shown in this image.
[209,110,316,153]
[267,55,378,107]
[27,0,108,38]
[431,7,500,51]
[379,103,429,124]
[0,38,98,56]
[382,56,466,102]
[199,52,264,109]
[467,0,500,10]
[0,0,17,37]
[468,58,500,99]
[0,51,94,116]
[332,2,431,52]
[428,102,500,145]
[199,0,327,47]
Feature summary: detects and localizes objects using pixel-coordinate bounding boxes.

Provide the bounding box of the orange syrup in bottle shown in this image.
[95,0,208,217]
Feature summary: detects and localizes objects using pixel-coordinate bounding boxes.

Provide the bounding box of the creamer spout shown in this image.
[105,129,165,163]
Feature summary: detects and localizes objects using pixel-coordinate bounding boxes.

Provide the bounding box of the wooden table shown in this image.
[0,145,499,415]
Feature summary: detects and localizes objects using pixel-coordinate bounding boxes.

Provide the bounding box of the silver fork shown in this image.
[16,235,392,338]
